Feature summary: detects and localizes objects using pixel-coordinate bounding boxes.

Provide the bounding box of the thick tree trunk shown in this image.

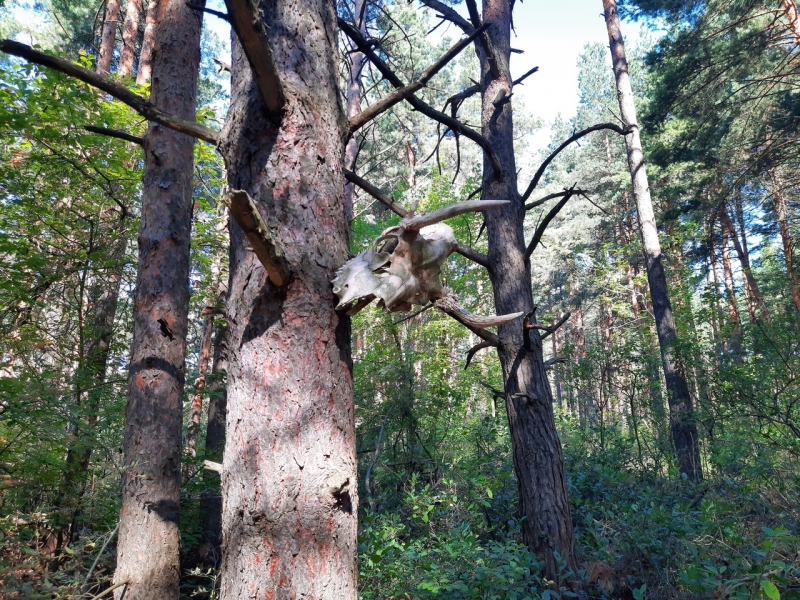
[477,0,576,578]
[216,0,358,596]
[97,0,122,75]
[770,168,800,311]
[781,0,800,44]
[113,0,203,597]
[602,0,703,482]
[135,0,160,84]
[719,204,769,321]
[119,0,143,77]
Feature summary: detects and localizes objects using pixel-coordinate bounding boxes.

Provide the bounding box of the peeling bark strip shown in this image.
[602,0,703,482]
[112,0,203,597]
[217,0,358,596]
[223,190,291,286]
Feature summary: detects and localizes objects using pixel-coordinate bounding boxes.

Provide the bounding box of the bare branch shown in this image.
[203,460,223,473]
[520,122,630,202]
[416,0,474,33]
[464,340,496,370]
[350,24,488,133]
[479,380,505,397]
[343,169,409,217]
[187,2,229,21]
[454,241,488,268]
[525,311,571,340]
[0,40,220,144]
[224,190,292,287]
[337,18,503,179]
[525,189,586,211]
[513,66,539,87]
[224,0,285,114]
[83,125,144,145]
[525,185,578,260]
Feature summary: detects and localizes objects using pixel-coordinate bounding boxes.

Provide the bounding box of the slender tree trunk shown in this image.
[119,0,143,77]
[186,256,224,459]
[113,0,203,597]
[719,204,769,321]
[602,0,702,482]
[98,0,122,75]
[720,226,744,351]
[343,0,367,223]
[478,0,576,577]
[135,0,160,84]
[770,168,800,311]
[217,0,358,595]
[199,317,229,565]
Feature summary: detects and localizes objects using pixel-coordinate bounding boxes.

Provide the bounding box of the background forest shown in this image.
[0,0,798,598]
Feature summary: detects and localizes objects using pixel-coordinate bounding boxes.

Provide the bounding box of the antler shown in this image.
[433,290,522,333]
[400,200,510,230]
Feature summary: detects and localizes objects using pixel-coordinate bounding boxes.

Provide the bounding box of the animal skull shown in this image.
[332,200,523,330]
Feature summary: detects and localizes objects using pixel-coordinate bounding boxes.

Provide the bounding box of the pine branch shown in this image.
[0,40,220,144]
[525,185,578,260]
[83,125,144,145]
[349,24,488,133]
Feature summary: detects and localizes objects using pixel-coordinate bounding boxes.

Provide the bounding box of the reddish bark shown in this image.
[770,169,800,311]
[112,0,203,597]
[719,205,769,321]
[135,0,160,84]
[343,0,367,222]
[97,0,122,75]
[119,0,143,77]
[216,0,358,596]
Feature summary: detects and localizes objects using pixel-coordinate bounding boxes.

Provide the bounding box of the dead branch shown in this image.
[525,311,571,340]
[433,292,517,344]
[224,0,285,114]
[212,57,231,72]
[520,122,630,202]
[223,190,292,287]
[0,40,220,144]
[525,186,578,260]
[525,189,586,211]
[464,340,495,370]
[343,169,409,217]
[416,0,474,33]
[83,125,144,145]
[337,18,503,179]
[479,380,505,397]
[544,356,567,368]
[513,66,539,86]
[350,25,488,133]
[203,460,223,473]
[187,2,229,20]
[453,241,488,268]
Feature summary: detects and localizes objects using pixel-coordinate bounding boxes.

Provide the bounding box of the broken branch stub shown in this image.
[224,190,291,287]
[332,200,522,331]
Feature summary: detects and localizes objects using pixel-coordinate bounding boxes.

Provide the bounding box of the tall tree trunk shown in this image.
[113,0,203,597]
[343,0,367,222]
[97,0,122,75]
[781,0,800,43]
[602,0,703,482]
[119,0,143,77]
[720,226,743,352]
[216,1,358,596]
[478,0,576,577]
[719,204,770,321]
[770,168,800,311]
[135,0,160,84]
